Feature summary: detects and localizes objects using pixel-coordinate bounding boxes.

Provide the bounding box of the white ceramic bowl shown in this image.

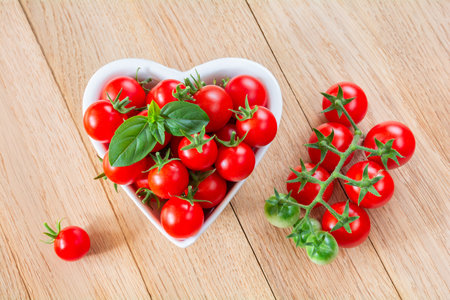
[83,58,282,247]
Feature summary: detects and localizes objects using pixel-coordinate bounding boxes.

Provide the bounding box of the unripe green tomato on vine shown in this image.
[264,194,300,228]
[305,231,339,265]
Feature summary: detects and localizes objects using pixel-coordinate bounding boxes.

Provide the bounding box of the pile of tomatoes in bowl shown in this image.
[83,70,277,239]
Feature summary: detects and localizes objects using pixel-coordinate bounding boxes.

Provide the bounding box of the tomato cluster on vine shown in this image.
[84,69,278,240]
[265,82,415,265]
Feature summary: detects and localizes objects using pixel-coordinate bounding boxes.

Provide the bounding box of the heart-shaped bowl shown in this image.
[83,58,282,247]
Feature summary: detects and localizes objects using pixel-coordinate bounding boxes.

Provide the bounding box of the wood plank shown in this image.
[20,0,400,298]
[247,0,450,298]
[0,1,150,298]
[19,0,276,298]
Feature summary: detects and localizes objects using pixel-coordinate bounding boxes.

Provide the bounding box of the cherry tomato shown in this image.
[147,79,184,108]
[138,110,172,152]
[215,124,237,142]
[345,161,395,208]
[308,122,354,171]
[236,106,277,147]
[195,172,227,209]
[322,82,368,126]
[148,160,189,198]
[170,136,184,158]
[101,76,146,112]
[305,231,338,265]
[192,85,233,132]
[363,121,415,169]
[322,202,371,248]
[83,100,126,143]
[290,218,322,248]
[178,134,218,171]
[225,75,268,110]
[215,143,255,182]
[103,151,149,185]
[264,193,300,228]
[134,157,155,189]
[286,163,334,206]
[160,197,204,239]
[43,222,90,261]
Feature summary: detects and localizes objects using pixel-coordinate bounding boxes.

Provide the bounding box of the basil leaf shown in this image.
[161,101,209,136]
[109,116,156,167]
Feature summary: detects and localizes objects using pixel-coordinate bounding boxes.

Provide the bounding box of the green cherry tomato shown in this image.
[305,231,339,265]
[264,194,300,228]
[290,218,322,248]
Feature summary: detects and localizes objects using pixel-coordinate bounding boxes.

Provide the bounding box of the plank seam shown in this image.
[244,1,403,298]
[17,1,153,298]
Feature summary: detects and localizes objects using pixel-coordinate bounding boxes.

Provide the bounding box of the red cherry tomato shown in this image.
[236,106,277,147]
[138,110,172,152]
[178,134,218,171]
[170,136,184,158]
[322,82,368,127]
[148,161,189,198]
[216,143,255,182]
[43,222,90,261]
[103,151,149,185]
[363,121,415,169]
[345,161,394,208]
[286,163,334,206]
[322,202,371,248]
[101,76,146,112]
[192,85,233,132]
[161,197,204,239]
[83,100,126,143]
[147,79,184,108]
[308,122,354,171]
[225,75,267,110]
[215,124,237,142]
[195,172,227,209]
[134,157,155,189]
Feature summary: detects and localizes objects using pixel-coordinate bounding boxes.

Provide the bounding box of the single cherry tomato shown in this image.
[147,79,185,108]
[363,121,415,169]
[225,75,268,110]
[83,100,126,143]
[138,110,172,152]
[322,82,368,127]
[192,85,233,132]
[215,124,237,142]
[103,151,149,185]
[160,197,204,239]
[43,221,90,261]
[308,122,354,171]
[235,105,277,147]
[345,161,395,208]
[194,172,227,209]
[148,158,189,199]
[101,76,146,112]
[216,143,255,182]
[322,202,371,248]
[264,192,300,228]
[178,132,218,171]
[286,163,334,206]
[305,231,339,265]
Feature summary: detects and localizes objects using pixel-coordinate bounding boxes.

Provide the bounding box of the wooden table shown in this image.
[0,1,448,299]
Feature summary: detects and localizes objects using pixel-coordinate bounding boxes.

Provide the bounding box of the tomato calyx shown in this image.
[42,220,63,244]
[107,89,136,114]
[212,77,230,88]
[287,217,321,248]
[341,164,384,204]
[286,159,323,193]
[177,186,211,206]
[321,85,356,116]
[180,126,215,153]
[172,84,194,101]
[230,96,258,121]
[305,128,340,162]
[183,70,205,94]
[329,201,360,233]
[136,187,161,208]
[135,67,152,92]
[362,138,404,170]
[189,169,216,188]
[148,151,180,172]
[215,131,247,147]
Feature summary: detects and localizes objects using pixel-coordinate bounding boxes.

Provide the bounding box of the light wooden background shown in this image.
[0,0,448,299]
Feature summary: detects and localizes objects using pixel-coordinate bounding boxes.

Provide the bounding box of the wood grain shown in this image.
[0,0,446,298]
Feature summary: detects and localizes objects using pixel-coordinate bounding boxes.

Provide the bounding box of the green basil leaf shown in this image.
[149,121,165,144]
[109,116,156,167]
[161,101,209,136]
